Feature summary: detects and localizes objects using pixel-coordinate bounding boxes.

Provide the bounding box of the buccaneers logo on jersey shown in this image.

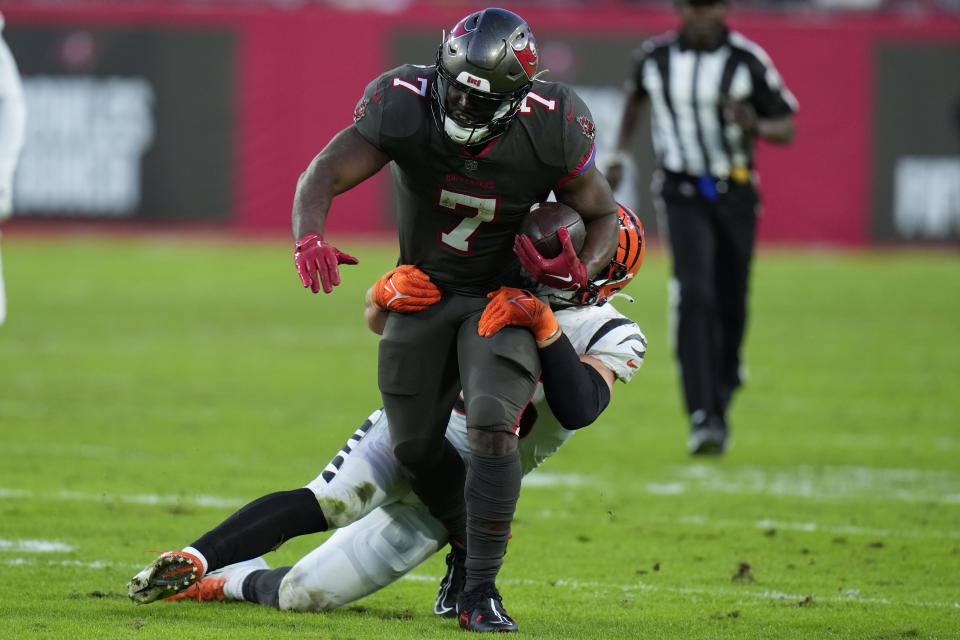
[577,115,596,141]
[353,97,368,123]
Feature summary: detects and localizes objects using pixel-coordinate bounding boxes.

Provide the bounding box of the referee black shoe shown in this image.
[433,544,466,618]
[458,584,518,633]
[688,420,728,456]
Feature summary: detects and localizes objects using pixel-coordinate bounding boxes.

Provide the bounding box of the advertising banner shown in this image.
[3,4,959,245]
[874,42,960,241]
[5,25,234,221]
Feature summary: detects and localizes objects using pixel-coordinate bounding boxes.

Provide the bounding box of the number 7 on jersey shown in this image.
[438,189,499,254]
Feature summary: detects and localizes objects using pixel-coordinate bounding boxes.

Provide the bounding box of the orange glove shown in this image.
[478,287,560,344]
[373,265,442,312]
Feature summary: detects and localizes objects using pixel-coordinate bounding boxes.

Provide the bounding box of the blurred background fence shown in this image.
[2,0,959,244]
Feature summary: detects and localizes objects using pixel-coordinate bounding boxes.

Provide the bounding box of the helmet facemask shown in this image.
[433,61,530,146]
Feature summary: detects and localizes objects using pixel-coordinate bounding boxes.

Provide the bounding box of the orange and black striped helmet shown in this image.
[539,202,644,308]
[578,202,644,306]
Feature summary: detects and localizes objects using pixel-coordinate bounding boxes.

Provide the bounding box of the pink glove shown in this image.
[294,232,359,294]
[513,226,587,292]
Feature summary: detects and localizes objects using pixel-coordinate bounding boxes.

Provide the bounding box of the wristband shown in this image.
[535,326,562,347]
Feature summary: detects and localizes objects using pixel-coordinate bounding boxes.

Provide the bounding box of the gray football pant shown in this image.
[377,293,539,585]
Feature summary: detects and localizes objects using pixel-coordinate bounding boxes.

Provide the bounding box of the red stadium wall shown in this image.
[4,4,959,245]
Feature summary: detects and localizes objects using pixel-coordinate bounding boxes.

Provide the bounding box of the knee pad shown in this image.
[465,394,510,431]
[277,503,446,612]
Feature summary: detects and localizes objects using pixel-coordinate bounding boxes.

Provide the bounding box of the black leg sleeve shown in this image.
[464,449,522,592]
[190,488,327,573]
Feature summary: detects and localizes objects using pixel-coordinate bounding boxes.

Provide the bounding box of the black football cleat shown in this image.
[458,585,518,633]
[434,545,466,618]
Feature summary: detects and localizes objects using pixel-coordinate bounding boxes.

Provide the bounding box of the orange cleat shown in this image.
[165,575,228,603]
[127,550,205,604]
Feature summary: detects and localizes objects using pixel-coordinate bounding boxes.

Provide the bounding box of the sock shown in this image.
[241,567,293,608]
[463,449,522,592]
[180,546,208,576]
[221,563,273,601]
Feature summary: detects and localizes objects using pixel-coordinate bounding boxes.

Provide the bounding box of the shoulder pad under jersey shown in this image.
[353,64,434,149]
[514,80,597,179]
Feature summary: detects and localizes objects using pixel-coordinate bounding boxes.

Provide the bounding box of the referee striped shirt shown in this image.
[629,29,798,179]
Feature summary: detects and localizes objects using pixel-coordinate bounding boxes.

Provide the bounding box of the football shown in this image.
[520,201,586,258]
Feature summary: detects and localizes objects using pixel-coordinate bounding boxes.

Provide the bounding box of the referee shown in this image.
[606,0,797,455]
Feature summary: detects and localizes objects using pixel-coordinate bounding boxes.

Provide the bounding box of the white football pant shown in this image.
[279,408,449,611]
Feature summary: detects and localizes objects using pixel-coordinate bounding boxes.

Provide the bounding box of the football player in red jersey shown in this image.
[129,209,645,629]
[288,8,619,633]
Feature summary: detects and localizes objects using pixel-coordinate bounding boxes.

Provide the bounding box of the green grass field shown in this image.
[1,234,958,639]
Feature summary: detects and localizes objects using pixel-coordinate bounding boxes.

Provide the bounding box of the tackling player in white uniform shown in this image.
[129,206,645,622]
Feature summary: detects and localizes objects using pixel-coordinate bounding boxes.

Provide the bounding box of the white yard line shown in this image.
[656,464,960,505]
[0,476,587,511]
[0,538,74,552]
[521,472,587,487]
[671,515,960,540]
[0,487,244,509]
[2,558,142,569]
[3,554,956,610]
[56,489,245,509]
[401,574,960,609]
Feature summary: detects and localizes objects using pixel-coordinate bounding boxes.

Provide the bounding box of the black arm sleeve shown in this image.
[538,333,612,431]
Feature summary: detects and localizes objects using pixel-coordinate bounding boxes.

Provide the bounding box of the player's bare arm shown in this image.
[579,354,616,393]
[555,163,620,279]
[291,126,390,294]
[292,126,390,239]
[363,286,387,335]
